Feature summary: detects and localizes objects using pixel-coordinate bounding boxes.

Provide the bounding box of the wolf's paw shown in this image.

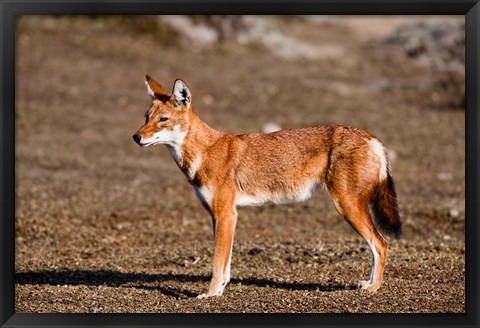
[196,286,224,298]
[197,291,223,299]
[357,280,380,293]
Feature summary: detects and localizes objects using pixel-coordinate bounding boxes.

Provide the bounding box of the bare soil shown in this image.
[15,16,465,313]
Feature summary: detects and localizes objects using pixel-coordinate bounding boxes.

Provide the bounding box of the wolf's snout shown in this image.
[133,134,142,144]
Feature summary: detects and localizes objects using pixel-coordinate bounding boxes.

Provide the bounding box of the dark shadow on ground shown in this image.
[16,270,356,298]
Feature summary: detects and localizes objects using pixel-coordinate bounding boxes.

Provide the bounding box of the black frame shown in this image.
[1,1,479,327]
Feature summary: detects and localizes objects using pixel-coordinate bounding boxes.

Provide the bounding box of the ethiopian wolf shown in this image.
[133,76,401,298]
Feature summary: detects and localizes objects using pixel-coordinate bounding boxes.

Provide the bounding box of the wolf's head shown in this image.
[133,76,192,147]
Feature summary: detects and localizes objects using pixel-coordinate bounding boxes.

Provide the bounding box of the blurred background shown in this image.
[15,15,465,313]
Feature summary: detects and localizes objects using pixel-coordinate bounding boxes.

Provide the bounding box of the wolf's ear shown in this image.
[171,79,191,110]
[145,75,170,102]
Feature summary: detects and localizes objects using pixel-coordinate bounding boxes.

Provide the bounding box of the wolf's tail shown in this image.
[370,169,402,239]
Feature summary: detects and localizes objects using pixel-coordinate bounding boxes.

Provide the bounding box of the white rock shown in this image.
[437,172,453,181]
[449,209,460,218]
[262,122,282,133]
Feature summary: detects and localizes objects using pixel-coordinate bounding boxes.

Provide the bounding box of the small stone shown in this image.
[437,172,453,181]
[448,209,460,218]
[262,122,282,133]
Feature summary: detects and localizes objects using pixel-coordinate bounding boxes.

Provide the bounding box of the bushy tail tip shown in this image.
[371,172,402,239]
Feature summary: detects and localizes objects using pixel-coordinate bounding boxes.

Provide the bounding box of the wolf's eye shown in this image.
[159,117,168,122]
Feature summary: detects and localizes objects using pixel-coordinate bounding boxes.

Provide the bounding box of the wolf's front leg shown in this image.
[198,199,237,298]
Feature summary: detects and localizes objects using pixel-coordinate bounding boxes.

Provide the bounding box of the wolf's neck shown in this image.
[167,110,225,178]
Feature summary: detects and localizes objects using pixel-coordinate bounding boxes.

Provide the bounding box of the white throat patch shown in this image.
[166,144,183,166]
[140,125,187,164]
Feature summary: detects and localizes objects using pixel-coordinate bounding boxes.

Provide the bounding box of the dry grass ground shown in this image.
[15,16,465,313]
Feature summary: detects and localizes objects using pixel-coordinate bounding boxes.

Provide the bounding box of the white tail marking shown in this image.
[369,138,388,181]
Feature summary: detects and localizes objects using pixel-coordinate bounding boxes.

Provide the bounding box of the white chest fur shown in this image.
[194,185,213,206]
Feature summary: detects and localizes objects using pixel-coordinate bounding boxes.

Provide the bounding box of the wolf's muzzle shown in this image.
[132,134,142,144]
